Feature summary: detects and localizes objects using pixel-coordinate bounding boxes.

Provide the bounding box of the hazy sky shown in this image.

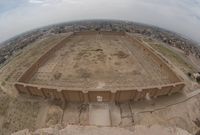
[0,0,200,43]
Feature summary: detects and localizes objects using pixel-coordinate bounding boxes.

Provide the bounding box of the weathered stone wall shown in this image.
[14,31,185,103]
[126,33,182,83]
[18,33,74,82]
[14,82,185,103]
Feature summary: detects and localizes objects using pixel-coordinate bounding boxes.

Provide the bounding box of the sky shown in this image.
[0,0,200,43]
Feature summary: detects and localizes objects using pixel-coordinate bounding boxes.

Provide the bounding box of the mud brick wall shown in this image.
[18,33,74,82]
[14,31,185,103]
[14,82,185,103]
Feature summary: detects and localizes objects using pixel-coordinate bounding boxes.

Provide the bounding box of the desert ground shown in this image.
[30,33,175,90]
[0,32,200,135]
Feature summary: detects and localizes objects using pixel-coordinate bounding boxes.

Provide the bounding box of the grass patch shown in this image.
[150,43,195,73]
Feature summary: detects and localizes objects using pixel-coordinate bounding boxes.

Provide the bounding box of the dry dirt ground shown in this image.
[0,34,68,97]
[3,93,200,135]
[0,33,200,135]
[137,34,200,92]
[13,125,192,135]
[30,33,175,89]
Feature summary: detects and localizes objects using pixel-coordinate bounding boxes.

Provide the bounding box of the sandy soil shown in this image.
[29,33,176,90]
[89,103,111,126]
[0,34,68,97]
[0,33,200,135]
[13,124,192,135]
[138,35,200,93]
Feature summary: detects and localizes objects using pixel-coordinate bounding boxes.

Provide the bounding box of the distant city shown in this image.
[0,20,200,66]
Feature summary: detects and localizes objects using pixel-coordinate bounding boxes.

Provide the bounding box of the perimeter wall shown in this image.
[14,31,185,103]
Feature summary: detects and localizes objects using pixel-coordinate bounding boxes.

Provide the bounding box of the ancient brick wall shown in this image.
[14,31,185,103]
[14,82,185,103]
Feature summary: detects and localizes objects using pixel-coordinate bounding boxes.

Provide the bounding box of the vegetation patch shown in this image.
[150,43,195,73]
